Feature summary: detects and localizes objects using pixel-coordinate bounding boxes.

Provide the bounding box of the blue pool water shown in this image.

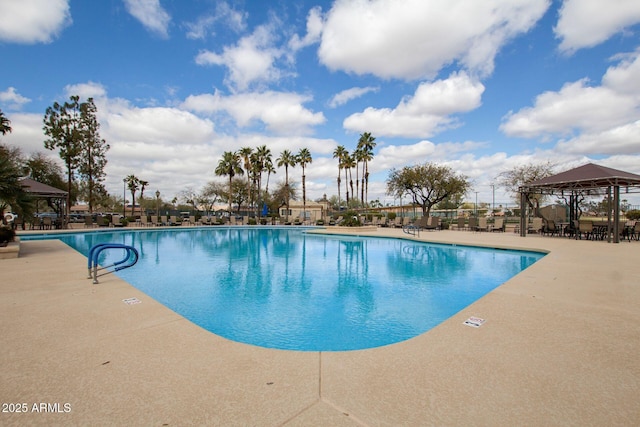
[25,228,543,351]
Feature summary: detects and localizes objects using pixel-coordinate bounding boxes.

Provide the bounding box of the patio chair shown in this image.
[578,221,594,240]
[111,215,124,227]
[543,219,560,236]
[467,217,477,231]
[456,217,466,231]
[84,215,95,228]
[629,221,640,241]
[528,217,543,234]
[476,217,489,232]
[42,216,53,230]
[491,217,505,232]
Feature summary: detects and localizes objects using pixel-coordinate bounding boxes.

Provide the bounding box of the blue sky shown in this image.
[2,0,640,207]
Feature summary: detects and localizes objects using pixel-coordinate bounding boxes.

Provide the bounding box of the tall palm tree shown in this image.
[342,153,356,204]
[254,145,272,217]
[238,147,253,212]
[353,147,366,206]
[276,149,297,222]
[297,148,312,221]
[125,175,140,217]
[358,132,376,206]
[215,151,243,215]
[0,109,12,135]
[333,145,348,209]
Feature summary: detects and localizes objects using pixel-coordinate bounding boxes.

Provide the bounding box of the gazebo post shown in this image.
[519,190,527,237]
[614,185,620,243]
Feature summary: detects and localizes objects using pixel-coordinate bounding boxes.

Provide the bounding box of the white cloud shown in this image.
[195,22,287,92]
[185,2,246,40]
[555,0,640,53]
[328,86,379,108]
[123,0,171,38]
[343,72,484,138]
[0,0,71,44]
[500,51,640,141]
[182,90,325,135]
[0,87,31,110]
[64,81,108,100]
[288,6,324,51]
[556,121,640,155]
[317,0,549,79]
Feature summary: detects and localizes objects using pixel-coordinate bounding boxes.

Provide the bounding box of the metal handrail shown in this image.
[88,243,139,284]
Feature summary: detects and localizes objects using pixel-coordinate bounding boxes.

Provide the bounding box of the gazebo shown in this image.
[19,178,69,223]
[519,163,640,243]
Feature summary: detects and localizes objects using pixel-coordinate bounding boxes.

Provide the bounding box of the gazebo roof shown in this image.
[19,178,67,198]
[523,163,640,192]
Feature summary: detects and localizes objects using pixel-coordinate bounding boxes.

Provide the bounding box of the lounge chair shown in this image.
[111,215,124,227]
[456,217,466,231]
[491,217,505,232]
[528,217,543,234]
[140,216,150,227]
[84,215,95,228]
[467,217,477,231]
[476,217,489,232]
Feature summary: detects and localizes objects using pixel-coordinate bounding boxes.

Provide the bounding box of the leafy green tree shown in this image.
[78,98,109,213]
[0,144,33,222]
[276,149,297,221]
[0,109,12,135]
[386,162,470,217]
[215,151,243,215]
[297,148,312,219]
[43,95,84,215]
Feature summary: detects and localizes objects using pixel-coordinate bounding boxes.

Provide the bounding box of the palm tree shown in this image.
[254,145,272,217]
[238,147,253,212]
[215,151,243,216]
[333,145,348,209]
[0,109,12,135]
[342,153,356,204]
[125,175,140,217]
[138,179,149,206]
[353,147,365,206]
[276,149,297,222]
[297,148,312,221]
[358,132,376,206]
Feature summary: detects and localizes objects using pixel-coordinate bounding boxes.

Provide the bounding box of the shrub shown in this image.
[340,210,362,227]
[0,227,16,245]
[626,209,640,220]
[388,212,397,221]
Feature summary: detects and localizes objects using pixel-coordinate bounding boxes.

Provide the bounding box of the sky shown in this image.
[1,0,640,208]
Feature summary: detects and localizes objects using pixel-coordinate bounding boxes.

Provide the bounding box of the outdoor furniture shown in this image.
[491,217,505,232]
[42,216,53,230]
[456,217,466,231]
[543,219,560,236]
[84,215,95,228]
[476,217,488,232]
[578,221,594,240]
[528,217,543,234]
[627,221,640,241]
[467,217,477,231]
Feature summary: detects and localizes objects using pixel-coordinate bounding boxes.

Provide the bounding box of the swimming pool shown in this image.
[24,228,543,351]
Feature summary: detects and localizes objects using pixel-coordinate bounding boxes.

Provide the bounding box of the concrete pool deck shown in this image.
[1,227,639,426]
